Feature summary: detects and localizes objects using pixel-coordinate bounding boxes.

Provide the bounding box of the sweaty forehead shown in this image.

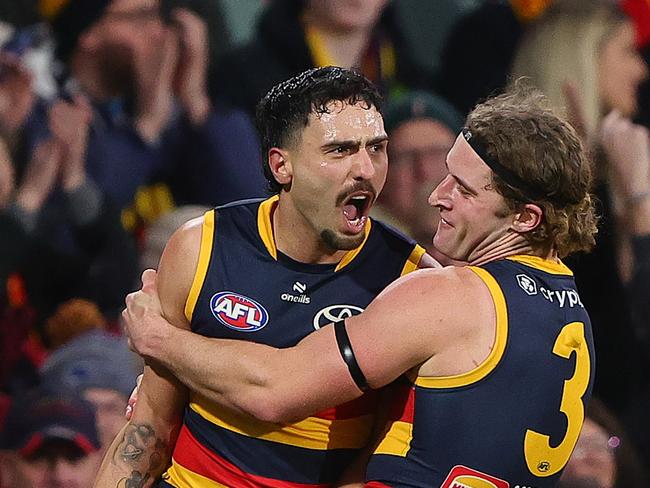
[309,102,384,138]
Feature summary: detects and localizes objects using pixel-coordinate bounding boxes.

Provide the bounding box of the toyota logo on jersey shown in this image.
[312,304,364,330]
[210,291,269,332]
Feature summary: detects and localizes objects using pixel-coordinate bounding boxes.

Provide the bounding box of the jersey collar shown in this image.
[257,195,372,272]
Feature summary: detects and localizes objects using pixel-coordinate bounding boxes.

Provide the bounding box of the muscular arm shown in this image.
[126,266,488,423]
[94,219,203,487]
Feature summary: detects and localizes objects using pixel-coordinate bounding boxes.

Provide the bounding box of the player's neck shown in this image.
[273,199,347,265]
[468,232,557,266]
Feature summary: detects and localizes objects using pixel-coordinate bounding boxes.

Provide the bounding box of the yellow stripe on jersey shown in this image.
[165,460,229,488]
[373,420,414,457]
[184,210,216,322]
[258,195,279,260]
[400,245,426,276]
[507,254,573,276]
[415,266,508,388]
[189,396,373,450]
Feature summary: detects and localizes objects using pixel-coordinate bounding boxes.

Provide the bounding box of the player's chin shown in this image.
[322,228,365,251]
[432,232,454,256]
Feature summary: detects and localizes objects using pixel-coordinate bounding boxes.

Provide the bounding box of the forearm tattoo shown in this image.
[113,423,168,488]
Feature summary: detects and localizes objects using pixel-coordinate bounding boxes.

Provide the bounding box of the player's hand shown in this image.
[601,110,650,200]
[123,269,171,358]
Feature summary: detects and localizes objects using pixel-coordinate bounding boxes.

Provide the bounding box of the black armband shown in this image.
[334,319,370,391]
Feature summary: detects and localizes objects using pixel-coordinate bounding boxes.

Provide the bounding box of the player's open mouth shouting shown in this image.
[339,187,374,234]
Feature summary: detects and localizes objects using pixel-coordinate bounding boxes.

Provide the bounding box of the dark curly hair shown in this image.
[255,66,383,193]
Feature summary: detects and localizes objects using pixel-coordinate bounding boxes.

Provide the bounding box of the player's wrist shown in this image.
[142,318,179,364]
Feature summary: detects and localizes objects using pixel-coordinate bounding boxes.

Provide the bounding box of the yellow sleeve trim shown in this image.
[415,266,508,389]
[184,210,215,322]
[257,195,280,260]
[506,255,573,276]
[400,244,426,276]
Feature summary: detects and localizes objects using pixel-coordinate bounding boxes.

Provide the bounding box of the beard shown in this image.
[321,228,365,251]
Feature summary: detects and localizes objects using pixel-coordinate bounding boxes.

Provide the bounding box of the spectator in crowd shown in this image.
[39,329,141,449]
[372,89,462,257]
[34,0,266,219]
[212,0,433,115]
[0,54,139,322]
[510,0,650,424]
[560,398,648,488]
[0,390,102,488]
[437,0,557,117]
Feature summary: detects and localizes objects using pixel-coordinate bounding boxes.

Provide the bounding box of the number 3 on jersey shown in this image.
[524,321,591,477]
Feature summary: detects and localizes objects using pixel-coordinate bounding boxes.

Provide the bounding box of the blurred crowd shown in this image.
[0,0,650,486]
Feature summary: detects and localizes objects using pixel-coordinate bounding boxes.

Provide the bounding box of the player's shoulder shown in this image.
[377,265,489,309]
[162,209,215,265]
[173,212,209,242]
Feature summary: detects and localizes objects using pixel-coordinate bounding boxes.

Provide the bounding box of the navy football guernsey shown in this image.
[365,255,595,488]
[159,195,425,487]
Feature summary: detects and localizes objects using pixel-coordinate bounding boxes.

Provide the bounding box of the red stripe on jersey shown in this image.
[172,425,331,487]
[387,382,415,424]
[364,482,391,487]
[315,390,379,420]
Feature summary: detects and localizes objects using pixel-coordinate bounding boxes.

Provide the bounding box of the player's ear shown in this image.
[511,203,543,233]
[268,148,292,185]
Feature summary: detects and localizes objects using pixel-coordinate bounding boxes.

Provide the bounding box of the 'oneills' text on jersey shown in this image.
[365,255,595,488]
[159,196,424,488]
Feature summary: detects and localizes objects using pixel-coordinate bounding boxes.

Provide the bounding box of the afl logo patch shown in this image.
[210,291,269,332]
[313,304,364,330]
[440,465,509,488]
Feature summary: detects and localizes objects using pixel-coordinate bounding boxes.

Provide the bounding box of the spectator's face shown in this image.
[282,101,388,251]
[104,0,162,27]
[598,20,648,117]
[87,0,163,50]
[78,0,163,93]
[560,418,617,488]
[83,388,128,449]
[307,0,388,32]
[11,442,100,488]
[383,119,455,235]
[429,134,513,262]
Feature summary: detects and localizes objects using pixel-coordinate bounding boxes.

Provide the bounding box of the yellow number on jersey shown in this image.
[524,321,591,477]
